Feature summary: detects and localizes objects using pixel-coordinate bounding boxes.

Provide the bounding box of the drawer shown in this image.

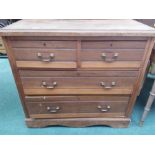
[25,95,129,118]
[10,40,77,69]
[80,40,146,69]
[21,76,136,95]
[21,77,136,89]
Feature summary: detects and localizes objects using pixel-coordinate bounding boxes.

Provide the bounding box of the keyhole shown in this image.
[43,42,46,46]
[110,43,113,47]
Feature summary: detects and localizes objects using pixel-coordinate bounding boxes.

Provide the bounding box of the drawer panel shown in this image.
[81,41,146,49]
[19,70,139,77]
[25,95,129,118]
[10,40,77,49]
[21,77,136,89]
[81,49,144,61]
[13,48,76,61]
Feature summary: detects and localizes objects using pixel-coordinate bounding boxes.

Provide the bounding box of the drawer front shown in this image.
[80,40,146,69]
[10,40,77,69]
[21,75,136,95]
[21,77,136,89]
[25,95,129,118]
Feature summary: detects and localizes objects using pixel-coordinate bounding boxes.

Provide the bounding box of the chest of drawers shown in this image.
[0,19,155,128]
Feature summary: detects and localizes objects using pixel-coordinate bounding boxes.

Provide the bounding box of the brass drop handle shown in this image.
[101,53,118,62]
[37,53,55,62]
[46,106,60,113]
[100,81,116,89]
[41,81,57,89]
[97,105,111,112]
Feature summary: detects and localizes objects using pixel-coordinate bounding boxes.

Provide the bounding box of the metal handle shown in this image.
[101,53,118,62]
[41,81,57,89]
[100,81,116,89]
[97,105,111,112]
[37,53,54,62]
[46,106,60,113]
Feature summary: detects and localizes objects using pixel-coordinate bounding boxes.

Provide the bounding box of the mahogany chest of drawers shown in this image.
[0,19,155,128]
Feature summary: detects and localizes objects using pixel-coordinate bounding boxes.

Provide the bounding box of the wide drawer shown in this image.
[25,95,129,118]
[21,77,136,89]
[20,70,137,95]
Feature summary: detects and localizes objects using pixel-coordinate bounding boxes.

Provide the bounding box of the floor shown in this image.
[0,58,155,135]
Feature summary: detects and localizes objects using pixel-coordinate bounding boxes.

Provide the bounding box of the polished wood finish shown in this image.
[1,19,155,128]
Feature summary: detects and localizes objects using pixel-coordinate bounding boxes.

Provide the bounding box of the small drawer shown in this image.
[25,95,129,118]
[10,40,77,69]
[80,40,146,69]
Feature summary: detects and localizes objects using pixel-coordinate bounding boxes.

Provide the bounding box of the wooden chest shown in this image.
[0,19,155,128]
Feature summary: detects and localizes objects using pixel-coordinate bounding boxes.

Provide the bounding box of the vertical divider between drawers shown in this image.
[76,40,81,69]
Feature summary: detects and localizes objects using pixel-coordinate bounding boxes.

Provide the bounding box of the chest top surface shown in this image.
[0,19,155,37]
